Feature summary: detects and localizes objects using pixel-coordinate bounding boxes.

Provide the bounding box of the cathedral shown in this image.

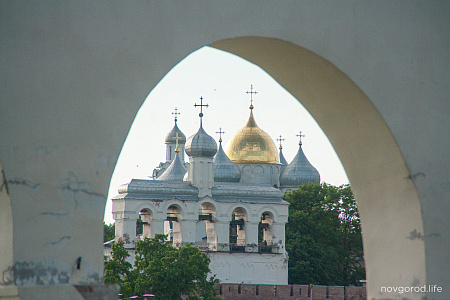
[110,87,320,285]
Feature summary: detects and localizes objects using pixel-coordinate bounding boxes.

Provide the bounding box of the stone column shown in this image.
[215,221,230,251]
[113,211,138,249]
[271,223,286,253]
[150,218,165,238]
[206,221,218,250]
[245,221,259,252]
[180,218,197,244]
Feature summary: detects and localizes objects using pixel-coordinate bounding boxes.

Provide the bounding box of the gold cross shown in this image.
[276,135,285,150]
[173,132,182,153]
[246,84,258,109]
[296,131,305,145]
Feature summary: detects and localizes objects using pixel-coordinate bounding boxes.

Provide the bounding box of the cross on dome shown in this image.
[173,132,182,153]
[194,96,209,119]
[172,107,180,122]
[216,127,225,143]
[296,131,305,145]
[277,135,285,150]
[246,84,258,110]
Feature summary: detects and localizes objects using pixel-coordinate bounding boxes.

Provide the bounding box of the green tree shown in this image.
[104,240,132,285]
[105,234,219,300]
[104,222,115,242]
[285,182,365,286]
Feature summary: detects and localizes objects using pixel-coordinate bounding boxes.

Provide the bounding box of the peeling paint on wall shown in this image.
[407,229,424,241]
[1,266,14,286]
[14,260,71,286]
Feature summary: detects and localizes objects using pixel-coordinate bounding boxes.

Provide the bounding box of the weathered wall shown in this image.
[1,2,449,299]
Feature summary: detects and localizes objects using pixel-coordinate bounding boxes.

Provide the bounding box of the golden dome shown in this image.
[226,110,280,164]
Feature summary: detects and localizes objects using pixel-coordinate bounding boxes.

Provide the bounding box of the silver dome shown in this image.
[185,125,217,158]
[280,144,320,187]
[156,152,186,181]
[279,148,288,166]
[214,143,241,183]
[165,122,186,144]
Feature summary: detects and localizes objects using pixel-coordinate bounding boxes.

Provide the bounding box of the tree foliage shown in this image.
[104,240,132,285]
[285,182,365,286]
[104,222,115,242]
[104,234,219,300]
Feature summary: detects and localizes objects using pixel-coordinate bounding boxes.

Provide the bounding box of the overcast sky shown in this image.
[104,46,349,224]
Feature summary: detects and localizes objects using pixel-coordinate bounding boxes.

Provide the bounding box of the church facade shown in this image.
[111,89,320,285]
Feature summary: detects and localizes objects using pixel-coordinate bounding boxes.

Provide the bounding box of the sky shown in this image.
[104,46,349,224]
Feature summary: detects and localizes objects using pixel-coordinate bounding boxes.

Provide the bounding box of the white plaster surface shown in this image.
[1,2,449,299]
[209,252,288,285]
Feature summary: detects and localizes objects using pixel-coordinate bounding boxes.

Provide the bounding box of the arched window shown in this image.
[259,211,274,253]
[165,204,182,246]
[139,208,153,239]
[230,207,247,252]
[198,202,217,250]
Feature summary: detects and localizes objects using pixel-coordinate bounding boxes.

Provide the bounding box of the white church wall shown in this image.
[208,252,288,285]
[237,163,281,186]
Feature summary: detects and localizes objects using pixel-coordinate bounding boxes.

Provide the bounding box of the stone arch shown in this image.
[253,165,264,174]
[210,36,425,293]
[259,211,274,247]
[256,206,280,221]
[165,203,183,245]
[230,206,248,250]
[198,201,218,250]
[2,4,444,298]
[138,208,153,239]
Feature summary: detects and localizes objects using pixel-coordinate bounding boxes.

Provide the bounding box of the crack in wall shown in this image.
[37,211,69,218]
[59,172,105,198]
[57,172,106,212]
[0,168,9,195]
[7,178,40,190]
[60,184,105,198]
[50,236,71,246]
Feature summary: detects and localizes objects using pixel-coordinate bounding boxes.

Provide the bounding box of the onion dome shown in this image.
[214,141,241,183]
[279,148,288,166]
[165,122,186,144]
[280,143,320,187]
[277,135,288,166]
[156,152,186,181]
[226,110,279,164]
[185,125,217,158]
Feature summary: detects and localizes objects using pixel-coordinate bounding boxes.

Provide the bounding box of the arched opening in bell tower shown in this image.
[229,207,248,252]
[165,204,183,246]
[139,208,153,239]
[198,202,218,251]
[259,211,274,251]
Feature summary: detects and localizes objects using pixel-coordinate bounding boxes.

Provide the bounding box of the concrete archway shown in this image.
[3,3,447,298]
[210,37,425,298]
